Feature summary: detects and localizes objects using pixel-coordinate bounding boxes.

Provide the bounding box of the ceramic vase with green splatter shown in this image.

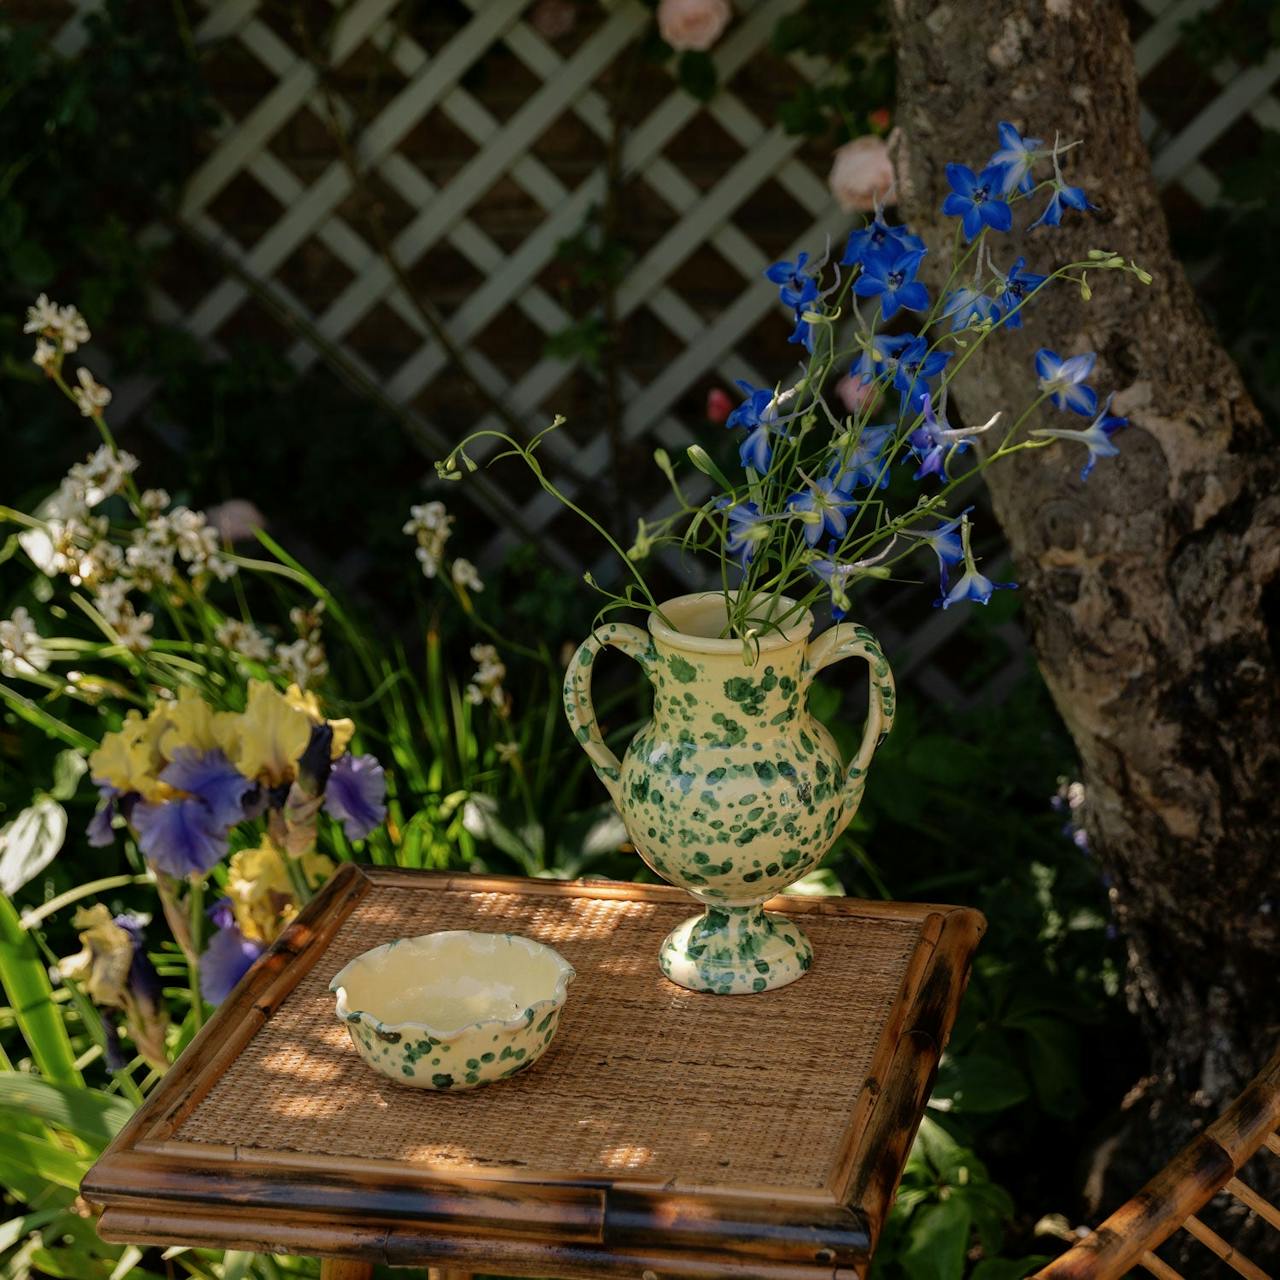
[564,592,895,995]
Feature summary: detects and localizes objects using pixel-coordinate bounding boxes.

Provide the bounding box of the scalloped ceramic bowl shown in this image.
[330,931,575,1090]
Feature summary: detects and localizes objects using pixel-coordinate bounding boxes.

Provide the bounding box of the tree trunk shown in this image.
[889,0,1280,1202]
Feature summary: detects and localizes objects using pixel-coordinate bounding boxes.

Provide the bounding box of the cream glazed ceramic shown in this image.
[330,930,574,1089]
[564,592,895,995]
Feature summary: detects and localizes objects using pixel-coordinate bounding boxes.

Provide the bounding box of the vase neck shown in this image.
[649,636,807,728]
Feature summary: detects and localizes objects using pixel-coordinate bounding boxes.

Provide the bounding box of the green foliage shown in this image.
[1180,0,1280,67]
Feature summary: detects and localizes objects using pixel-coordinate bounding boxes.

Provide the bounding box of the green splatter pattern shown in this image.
[564,608,895,996]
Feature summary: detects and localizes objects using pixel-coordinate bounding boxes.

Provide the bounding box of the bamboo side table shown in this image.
[84,865,984,1279]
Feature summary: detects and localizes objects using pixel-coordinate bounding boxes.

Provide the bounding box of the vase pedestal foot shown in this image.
[658,903,813,995]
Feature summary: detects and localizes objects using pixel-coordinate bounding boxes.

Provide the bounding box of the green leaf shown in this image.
[0,1077,134,1152]
[0,797,68,896]
[50,750,88,802]
[0,200,25,248]
[0,1130,91,1191]
[784,867,845,896]
[0,895,81,1085]
[1017,1015,1084,1119]
[899,1196,972,1280]
[677,51,717,101]
[0,1208,64,1253]
[8,240,55,288]
[971,1259,1052,1280]
[932,1053,1030,1114]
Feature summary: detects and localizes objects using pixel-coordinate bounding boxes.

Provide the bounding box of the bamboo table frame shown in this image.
[84,865,984,1279]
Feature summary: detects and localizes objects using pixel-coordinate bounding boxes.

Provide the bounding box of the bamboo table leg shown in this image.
[319,1262,373,1280]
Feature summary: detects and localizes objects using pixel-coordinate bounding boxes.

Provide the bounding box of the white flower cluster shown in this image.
[25,294,90,357]
[464,643,508,712]
[403,501,453,578]
[93,581,154,654]
[276,600,329,689]
[215,618,273,663]
[451,557,484,593]
[0,608,50,677]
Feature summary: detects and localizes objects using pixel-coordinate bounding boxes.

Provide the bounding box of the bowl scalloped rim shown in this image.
[329,929,576,1042]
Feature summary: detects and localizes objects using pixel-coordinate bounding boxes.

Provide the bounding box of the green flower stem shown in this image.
[187,878,205,1031]
[18,874,155,932]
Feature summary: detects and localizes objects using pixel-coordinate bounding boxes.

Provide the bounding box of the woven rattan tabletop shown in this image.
[86,865,983,1279]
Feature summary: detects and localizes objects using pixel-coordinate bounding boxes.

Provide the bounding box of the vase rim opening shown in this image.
[648,591,813,655]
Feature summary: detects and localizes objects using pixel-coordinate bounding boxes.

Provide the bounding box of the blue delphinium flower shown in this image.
[850,334,911,386]
[937,516,1016,610]
[941,287,999,332]
[765,254,819,310]
[907,395,983,482]
[830,425,895,490]
[941,163,1013,241]
[988,121,1042,195]
[893,338,953,418]
[324,754,388,841]
[199,898,264,1005]
[726,380,777,471]
[810,556,855,621]
[940,559,1017,609]
[1035,348,1098,416]
[853,246,930,321]
[996,257,1048,328]
[841,216,925,268]
[719,498,769,566]
[1032,393,1128,479]
[787,476,858,548]
[913,511,969,593]
[787,311,815,353]
[1031,181,1095,229]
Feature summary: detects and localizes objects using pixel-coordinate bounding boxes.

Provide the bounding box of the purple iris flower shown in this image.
[719,499,768,567]
[131,797,229,877]
[893,338,953,418]
[1031,181,1095,229]
[1036,349,1098,416]
[764,254,819,310]
[87,785,120,847]
[160,749,252,830]
[324,753,387,841]
[850,334,911,386]
[830,426,895,490]
[853,246,930,321]
[199,899,264,1005]
[787,477,858,548]
[113,913,165,1015]
[841,217,925,268]
[997,257,1048,328]
[988,122,1042,195]
[1032,393,1128,480]
[940,287,1000,331]
[941,164,1014,241]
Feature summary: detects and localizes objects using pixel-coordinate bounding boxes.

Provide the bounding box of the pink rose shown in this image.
[834,374,877,416]
[657,0,732,52]
[530,0,576,41]
[207,499,266,544]
[828,136,895,213]
[705,387,734,424]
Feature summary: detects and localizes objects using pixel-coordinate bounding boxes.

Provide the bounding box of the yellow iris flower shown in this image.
[226,840,335,943]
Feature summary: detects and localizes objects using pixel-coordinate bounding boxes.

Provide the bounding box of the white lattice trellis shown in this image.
[47,0,1280,709]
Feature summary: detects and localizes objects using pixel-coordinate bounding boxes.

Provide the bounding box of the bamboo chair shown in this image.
[1032,1048,1280,1279]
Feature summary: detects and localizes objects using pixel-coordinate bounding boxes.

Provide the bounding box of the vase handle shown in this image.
[802,622,896,806]
[563,622,653,808]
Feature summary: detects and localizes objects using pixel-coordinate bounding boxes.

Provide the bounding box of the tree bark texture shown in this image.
[889,0,1280,1177]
